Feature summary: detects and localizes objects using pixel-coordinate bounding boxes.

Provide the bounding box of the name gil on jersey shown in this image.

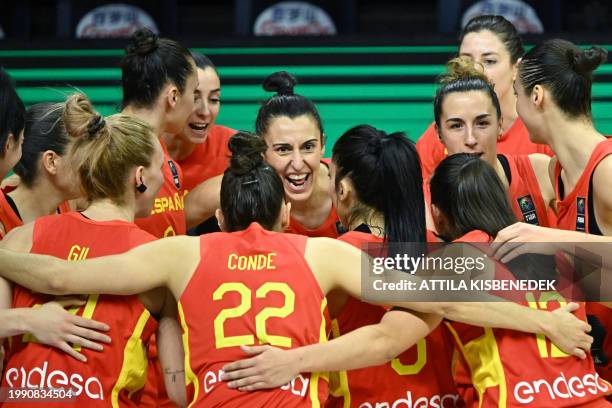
[151,192,184,215]
[227,252,277,271]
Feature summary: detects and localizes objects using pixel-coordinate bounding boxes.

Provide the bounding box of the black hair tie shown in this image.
[87,115,106,137]
[277,85,294,96]
[367,137,381,155]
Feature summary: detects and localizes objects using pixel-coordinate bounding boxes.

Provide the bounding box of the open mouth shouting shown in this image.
[188,122,210,140]
[284,173,312,195]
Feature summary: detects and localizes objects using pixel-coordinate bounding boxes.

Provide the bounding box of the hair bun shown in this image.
[263,71,297,96]
[228,131,268,176]
[127,28,159,56]
[87,115,106,137]
[573,46,607,76]
[441,56,488,84]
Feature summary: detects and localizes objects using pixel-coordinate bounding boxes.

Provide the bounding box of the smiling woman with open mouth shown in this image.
[254,71,340,238]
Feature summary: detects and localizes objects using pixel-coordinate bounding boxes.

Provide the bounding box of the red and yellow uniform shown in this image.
[136,139,186,238]
[327,230,460,408]
[178,222,329,407]
[555,138,612,385]
[499,154,551,227]
[3,212,157,407]
[416,119,553,184]
[425,154,552,230]
[57,201,72,214]
[287,206,340,238]
[178,125,235,193]
[446,230,610,407]
[0,191,23,239]
[286,159,339,238]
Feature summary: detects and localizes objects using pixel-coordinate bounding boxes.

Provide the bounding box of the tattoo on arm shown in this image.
[164,368,185,383]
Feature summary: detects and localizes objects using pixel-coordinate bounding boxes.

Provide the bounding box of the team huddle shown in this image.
[0,14,611,408]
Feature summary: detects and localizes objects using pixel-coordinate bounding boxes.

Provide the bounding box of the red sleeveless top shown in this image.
[178,124,235,193]
[446,230,610,407]
[0,190,22,239]
[178,223,330,407]
[135,139,186,238]
[501,154,550,227]
[327,230,460,408]
[3,212,157,407]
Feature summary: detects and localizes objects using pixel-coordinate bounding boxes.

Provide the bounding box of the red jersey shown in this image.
[500,154,550,228]
[57,201,72,214]
[286,160,339,238]
[0,191,22,239]
[327,230,460,408]
[135,139,186,238]
[446,230,610,407]
[178,125,235,193]
[287,205,339,238]
[554,138,612,385]
[416,118,553,184]
[178,223,329,407]
[3,212,157,407]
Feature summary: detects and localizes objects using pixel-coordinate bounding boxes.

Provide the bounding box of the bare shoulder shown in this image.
[593,155,612,208]
[528,153,551,169]
[0,223,34,252]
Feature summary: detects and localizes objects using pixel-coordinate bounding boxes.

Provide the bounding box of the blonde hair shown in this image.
[440,56,489,84]
[63,93,156,205]
[433,56,501,127]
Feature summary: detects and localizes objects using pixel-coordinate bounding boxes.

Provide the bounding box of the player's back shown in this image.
[327,230,460,408]
[3,212,157,407]
[447,230,611,407]
[179,222,329,407]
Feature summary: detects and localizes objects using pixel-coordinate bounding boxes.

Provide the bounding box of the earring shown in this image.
[136,177,147,193]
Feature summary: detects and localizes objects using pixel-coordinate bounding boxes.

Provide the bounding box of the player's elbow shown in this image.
[370,327,403,364]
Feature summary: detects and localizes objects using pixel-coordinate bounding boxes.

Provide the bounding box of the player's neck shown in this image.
[349,211,385,238]
[162,133,196,161]
[122,105,166,138]
[548,114,605,179]
[81,199,135,223]
[499,93,518,134]
[8,181,64,223]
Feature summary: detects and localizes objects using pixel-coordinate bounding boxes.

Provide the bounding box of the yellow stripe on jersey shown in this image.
[329,318,351,408]
[111,309,151,408]
[445,323,507,408]
[178,301,200,408]
[310,297,329,408]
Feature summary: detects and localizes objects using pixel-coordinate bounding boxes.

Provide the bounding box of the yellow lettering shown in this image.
[247,256,257,270]
[67,245,90,261]
[238,256,247,270]
[175,192,184,210]
[226,253,278,271]
[268,253,276,269]
[228,254,238,270]
[153,199,163,214]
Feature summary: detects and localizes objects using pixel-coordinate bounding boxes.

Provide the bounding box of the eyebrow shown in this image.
[271,138,318,147]
[445,113,491,123]
[210,88,221,93]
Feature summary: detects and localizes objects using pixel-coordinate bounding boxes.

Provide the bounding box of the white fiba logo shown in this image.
[358,392,460,408]
[513,371,609,404]
[5,362,104,400]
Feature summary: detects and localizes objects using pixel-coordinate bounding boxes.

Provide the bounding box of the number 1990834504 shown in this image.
[0,387,76,402]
